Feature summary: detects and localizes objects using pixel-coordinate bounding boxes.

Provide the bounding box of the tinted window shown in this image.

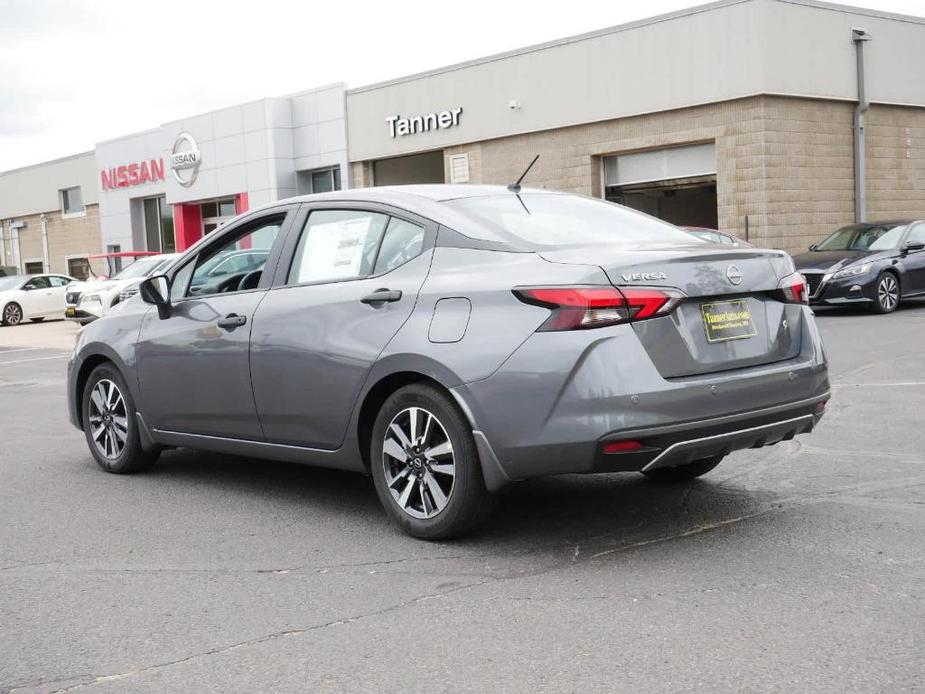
[817,224,908,251]
[289,210,389,285]
[25,277,50,289]
[188,218,283,296]
[907,224,925,245]
[447,194,694,248]
[374,218,425,274]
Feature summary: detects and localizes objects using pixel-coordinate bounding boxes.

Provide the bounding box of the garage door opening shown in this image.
[606,176,718,228]
[603,143,718,228]
[373,151,445,186]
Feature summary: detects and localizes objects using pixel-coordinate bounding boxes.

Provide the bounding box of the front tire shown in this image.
[82,364,159,473]
[2,302,23,326]
[369,383,494,540]
[872,272,900,314]
[642,455,723,483]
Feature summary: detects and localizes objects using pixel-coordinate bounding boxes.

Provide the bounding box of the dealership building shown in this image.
[1,0,923,272]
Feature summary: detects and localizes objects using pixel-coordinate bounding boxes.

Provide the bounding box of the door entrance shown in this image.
[606,176,718,228]
[373,151,445,186]
[201,198,237,235]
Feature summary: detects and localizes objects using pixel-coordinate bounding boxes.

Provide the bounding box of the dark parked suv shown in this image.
[68,186,830,539]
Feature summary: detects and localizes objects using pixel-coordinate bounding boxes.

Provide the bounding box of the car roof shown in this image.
[261,185,568,245]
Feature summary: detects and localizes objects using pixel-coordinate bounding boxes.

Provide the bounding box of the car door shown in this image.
[135,207,295,439]
[21,276,53,317]
[901,223,925,294]
[46,276,72,313]
[250,205,435,449]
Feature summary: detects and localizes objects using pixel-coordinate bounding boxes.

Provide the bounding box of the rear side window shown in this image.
[374,218,425,274]
[447,194,694,248]
[288,210,389,284]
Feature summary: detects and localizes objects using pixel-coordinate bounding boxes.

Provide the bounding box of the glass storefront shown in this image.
[143,196,176,253]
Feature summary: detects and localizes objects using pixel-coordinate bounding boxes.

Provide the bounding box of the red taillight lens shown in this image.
[513,286,685,331]
[602,440,643,454]
[778,272,809,305]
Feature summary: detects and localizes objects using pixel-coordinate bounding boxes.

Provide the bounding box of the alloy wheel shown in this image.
[382,406,456,519]
[3,303,22,325]
[87,379,129,460]
[878,275,899,312]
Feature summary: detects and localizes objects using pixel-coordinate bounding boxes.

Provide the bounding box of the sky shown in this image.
[1,0,923,171]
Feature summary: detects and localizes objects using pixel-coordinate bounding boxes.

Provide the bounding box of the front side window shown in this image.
[186,217,283,296]
[61,187,84,215]
[289,210,389,285]
[447,194,694,248]
[24,276,50,290]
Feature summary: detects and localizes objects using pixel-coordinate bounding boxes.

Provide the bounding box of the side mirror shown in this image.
[808,243,818,251]
[903,241,925,253]
[139,275,171,318]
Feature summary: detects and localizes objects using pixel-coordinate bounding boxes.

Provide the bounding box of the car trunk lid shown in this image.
[539,244,804,378]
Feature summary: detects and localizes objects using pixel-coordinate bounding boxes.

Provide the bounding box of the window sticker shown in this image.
[299,216,372,282]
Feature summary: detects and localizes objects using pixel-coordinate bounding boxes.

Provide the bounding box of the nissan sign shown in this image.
[170,132,201,187]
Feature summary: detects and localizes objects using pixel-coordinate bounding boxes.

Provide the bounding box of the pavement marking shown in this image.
[0,347,47,354]
[0,354,69,365]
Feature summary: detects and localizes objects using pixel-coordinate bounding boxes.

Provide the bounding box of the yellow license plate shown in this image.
[701,300,757,343]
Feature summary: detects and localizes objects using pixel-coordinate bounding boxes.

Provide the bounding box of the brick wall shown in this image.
[2,204,102,276]
[356,95,925,255]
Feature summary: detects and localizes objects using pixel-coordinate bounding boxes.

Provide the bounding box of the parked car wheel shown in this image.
[642,455,723,483]
[2,302,23,326]
[82,364,160,473]
[872,272,900,314]
[370,383,495,540]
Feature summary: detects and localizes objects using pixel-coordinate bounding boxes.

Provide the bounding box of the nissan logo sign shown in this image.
[726,265,743,286]
[170,132,201,188]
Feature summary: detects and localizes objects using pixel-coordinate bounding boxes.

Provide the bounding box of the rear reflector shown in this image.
[513,286,685,331]
[815,399,828,414]
[778,272,809,305]
[602,440,643,454]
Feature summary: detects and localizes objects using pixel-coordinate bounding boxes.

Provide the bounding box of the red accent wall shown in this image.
[174,203,203,251]
[235,193,249,214]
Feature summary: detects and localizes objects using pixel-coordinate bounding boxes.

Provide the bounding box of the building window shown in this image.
[297,167,341,195]
[67,257,90,280]
[24,261,44,274]
[201,198,236,236]
[60,186,84,215]
[143,196,176,253]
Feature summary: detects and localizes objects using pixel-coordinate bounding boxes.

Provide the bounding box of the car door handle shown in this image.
[216,314,247,330]
[360,289,402,304]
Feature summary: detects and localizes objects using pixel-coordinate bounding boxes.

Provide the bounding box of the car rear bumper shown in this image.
[456,306,829,486]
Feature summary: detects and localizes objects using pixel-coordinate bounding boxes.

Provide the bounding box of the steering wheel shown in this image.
[215,272,247,294]
[238,270,262,291]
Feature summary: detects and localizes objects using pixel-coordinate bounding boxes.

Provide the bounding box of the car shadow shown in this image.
[812,295,925,317]
[147,447,774,554]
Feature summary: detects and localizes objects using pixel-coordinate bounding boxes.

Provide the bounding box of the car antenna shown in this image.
[507,154,539,194]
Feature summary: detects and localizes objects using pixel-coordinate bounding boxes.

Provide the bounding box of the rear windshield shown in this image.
[446,194,694,248]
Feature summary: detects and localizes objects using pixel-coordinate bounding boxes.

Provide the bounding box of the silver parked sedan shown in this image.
[67,186,829,539]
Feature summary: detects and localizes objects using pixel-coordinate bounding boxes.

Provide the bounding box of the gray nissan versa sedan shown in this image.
[67,186,830,539]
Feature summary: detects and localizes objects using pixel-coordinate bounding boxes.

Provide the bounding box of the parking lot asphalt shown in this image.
[1,301,924,694]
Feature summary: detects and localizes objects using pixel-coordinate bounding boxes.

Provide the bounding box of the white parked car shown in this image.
[65,253,179,324]
[0,274,76,326]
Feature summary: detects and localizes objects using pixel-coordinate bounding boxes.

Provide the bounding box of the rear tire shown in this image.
[2,302,23,326]
[369,383,495,540]
[871,272,900,314]
[642,455,723,483]
[82,364,159,474]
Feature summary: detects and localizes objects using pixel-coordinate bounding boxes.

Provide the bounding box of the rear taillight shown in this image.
[778,272,809,305]
[513,286,685,331]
